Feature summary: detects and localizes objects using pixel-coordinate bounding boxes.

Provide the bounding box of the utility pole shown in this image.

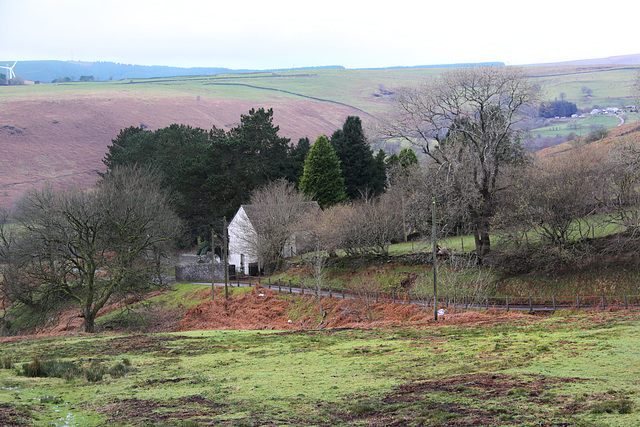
[432,197,438,321]
[211,228,215,301]
[223,216,229,299]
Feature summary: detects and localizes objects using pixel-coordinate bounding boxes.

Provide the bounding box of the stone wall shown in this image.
[175,262,234,282]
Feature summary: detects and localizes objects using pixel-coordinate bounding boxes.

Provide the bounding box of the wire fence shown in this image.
[217,278,640,312]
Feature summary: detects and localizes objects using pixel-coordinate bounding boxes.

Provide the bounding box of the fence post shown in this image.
[506,295,509,312]
[485,297,489,309]
[529,296,533,312]
[602,295,606,311]
[552,295,556,312]
[329,288,332,298]
[577,295,580,310]
[278,279,281,292]
[289,281,292,294]
[392,291,396,303]
[464,295,468,309]
[624,295,628,310]
[268,277,271,289]
[301,286,304,296]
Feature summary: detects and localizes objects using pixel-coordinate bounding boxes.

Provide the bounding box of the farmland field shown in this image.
[1,295,639,426]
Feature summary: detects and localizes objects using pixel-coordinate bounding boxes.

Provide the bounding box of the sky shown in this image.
[1,0,638,70]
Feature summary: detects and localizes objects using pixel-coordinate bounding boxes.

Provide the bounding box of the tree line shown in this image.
[103,108,392,245]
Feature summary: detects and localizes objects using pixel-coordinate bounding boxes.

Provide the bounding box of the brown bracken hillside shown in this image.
[0,93,360,209]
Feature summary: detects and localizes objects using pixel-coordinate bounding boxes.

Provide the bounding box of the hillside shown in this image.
[1,64,638,209]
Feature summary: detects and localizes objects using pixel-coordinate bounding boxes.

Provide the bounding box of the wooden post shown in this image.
[577,295,581,310]
[552,295,556,312]
[278,279,281,292]
[223,217,229,299]
[506,295,509,312]
[432,196,438,321]
[211,228,216,301]
[529,296,533,312]
[602,295,606,310]
[624,295,628,310]
[268,277,271,289]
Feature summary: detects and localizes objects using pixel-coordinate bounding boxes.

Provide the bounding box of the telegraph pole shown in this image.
[223,216,229,299]
[211,228,215,301]
[432,197,438,321]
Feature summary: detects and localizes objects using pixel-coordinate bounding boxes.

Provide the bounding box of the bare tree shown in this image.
[527,153,602,245]
[379,66,539,260]
[0,166,181,333]
[493,150,605,270]
[602,139,640,251]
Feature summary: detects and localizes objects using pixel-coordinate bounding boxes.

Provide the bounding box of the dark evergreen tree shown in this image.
[386,147,419,176]
[102,108,292,245]
[373,149,388,194]
[330,116,379,199]
[284,137,311,184]
[538,100,578,118]
[299,135,346,208]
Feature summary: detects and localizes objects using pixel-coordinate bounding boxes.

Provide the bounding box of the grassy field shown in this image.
[1,305,639,426]
[3,64,636,116]
[530,114,640,139]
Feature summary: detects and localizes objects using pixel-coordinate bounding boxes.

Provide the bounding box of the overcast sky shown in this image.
[1,0,638,70]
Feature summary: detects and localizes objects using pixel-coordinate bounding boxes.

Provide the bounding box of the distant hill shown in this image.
[528,53,640,66]
[0,60,350,83]
[2,54,638,83]
[1,60,510,84]
[0,60,247,83]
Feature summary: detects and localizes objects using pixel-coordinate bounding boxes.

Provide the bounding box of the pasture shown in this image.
[1,294,639,426]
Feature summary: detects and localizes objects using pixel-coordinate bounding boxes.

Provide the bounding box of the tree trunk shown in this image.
[83,306,95,333]
[473,216,491,263]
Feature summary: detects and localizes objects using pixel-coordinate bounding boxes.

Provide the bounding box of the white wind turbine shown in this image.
[0,61,17,79]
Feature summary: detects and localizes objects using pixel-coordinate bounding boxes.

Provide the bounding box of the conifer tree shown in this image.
[299,135,346,208]
[330,116,379,199]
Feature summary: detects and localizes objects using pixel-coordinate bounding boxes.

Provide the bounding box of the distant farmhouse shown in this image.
[228,202,320,275]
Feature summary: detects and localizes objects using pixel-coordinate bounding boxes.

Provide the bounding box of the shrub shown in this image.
[40,395,64,404]
[108,361,136,379]
[21,357,80,379]
[590,398,633,414]
[84,361,106,382]
[22,357,43,377]
[2,356,12,369]
[584,128,608,143]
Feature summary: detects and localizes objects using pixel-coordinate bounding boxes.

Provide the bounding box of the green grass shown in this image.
[531,115,623,139]
[1,310,640,425]
[4,64,636,122]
